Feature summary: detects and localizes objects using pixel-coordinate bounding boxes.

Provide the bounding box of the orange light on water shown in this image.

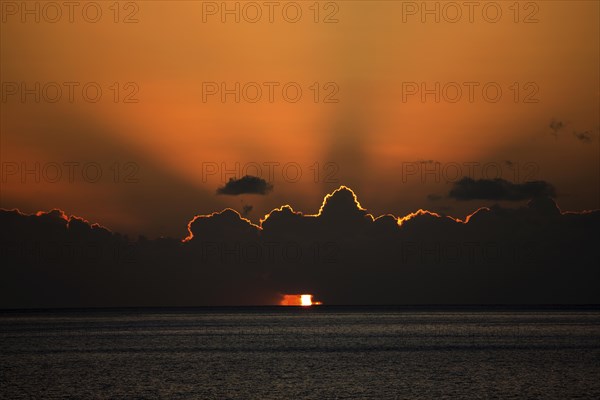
[280,294,321,306]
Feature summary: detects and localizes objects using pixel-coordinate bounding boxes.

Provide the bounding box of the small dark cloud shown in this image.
[573,131,593,143]
[549,119,564,137]
[242,204,253,216]
[427,194,442,201]
[504,160,514,167]
[449,177,555,201]
[216,175,273,196]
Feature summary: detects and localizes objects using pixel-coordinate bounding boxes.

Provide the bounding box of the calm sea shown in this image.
[1,307,599,399]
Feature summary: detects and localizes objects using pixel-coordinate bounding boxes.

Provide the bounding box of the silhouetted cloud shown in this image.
[185,208,260,242]
[573,131,593,143]
[449,177,556,201]
[242,204,253,216]
[550,119,564,137]
[216,175,273,195]
[1,185,599,307]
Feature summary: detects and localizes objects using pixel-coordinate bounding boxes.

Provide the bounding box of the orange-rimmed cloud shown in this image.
[2,185,599,307]
[184,185,598,244]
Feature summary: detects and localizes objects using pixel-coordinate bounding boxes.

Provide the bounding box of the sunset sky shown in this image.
[1,0,598,239]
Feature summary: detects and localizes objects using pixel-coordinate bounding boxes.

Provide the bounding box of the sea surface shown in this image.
[1,307,599,399]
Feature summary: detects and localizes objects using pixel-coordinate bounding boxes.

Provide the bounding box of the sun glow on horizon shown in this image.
[280,294,321,306]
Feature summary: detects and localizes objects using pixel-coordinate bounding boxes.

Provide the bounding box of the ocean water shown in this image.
[1,307,599,399]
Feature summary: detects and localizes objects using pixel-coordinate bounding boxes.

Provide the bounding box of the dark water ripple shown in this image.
[1,307,599,399]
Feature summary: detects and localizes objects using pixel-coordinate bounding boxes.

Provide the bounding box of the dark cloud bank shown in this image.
[1,185,599,308]
[449,178,556,201]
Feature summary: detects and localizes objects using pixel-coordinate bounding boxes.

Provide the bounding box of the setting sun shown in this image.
[300,295,312,306]
[280,294,322,306]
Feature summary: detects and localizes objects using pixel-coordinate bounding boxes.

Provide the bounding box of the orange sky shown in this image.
[1,1,598,238]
